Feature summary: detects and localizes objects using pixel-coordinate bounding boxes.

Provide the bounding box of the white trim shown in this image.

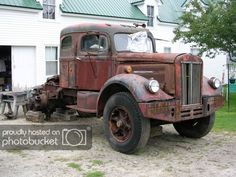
[38,18,60,24]
[61,12,147,23]
[131,2,145,6]
[157,20,178,27]
[0,5,41,13]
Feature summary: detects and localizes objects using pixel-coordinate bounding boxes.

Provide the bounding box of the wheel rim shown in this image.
[109,106,132,142]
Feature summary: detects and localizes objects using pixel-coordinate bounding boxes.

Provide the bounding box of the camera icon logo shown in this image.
[62,128,87,146]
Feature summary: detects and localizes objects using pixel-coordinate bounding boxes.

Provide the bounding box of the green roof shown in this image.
[0,0,42,10]
[60,0,148,21]
[158,0,186,24]
[158,0,218,24]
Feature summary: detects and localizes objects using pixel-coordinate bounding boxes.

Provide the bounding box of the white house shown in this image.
[0,0,227,91]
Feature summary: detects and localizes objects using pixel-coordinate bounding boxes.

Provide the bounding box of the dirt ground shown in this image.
[0,110,236,177]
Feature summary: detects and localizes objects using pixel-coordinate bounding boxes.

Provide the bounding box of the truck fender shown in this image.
[96,74,173,117]
[202,76,222,96]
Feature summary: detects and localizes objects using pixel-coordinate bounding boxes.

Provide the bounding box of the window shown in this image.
[43,0,55,19]
[60,36,72,58]
[147,6,154,27]
[164,47,171,53]
[114,33,153,53]
[61,36,72,50]
[45,47,58,76]
[81,35,108,52]
[190,48,200,56]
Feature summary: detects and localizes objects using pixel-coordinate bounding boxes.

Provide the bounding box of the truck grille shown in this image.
[181,62,201,105]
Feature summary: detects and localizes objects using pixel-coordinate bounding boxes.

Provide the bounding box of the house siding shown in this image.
[0,0,227,91]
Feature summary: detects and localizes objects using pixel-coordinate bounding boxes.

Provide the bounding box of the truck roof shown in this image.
[60,23,152,37]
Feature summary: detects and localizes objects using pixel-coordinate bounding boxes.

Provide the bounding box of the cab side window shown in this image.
[60,36,72,58]
[81,35,108,52]
[61,36,72,50]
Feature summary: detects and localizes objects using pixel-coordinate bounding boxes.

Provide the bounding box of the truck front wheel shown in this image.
[103,92,150,154]
[173,113,215,138]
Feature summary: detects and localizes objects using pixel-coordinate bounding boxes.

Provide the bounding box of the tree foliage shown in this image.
[173,0,236,58]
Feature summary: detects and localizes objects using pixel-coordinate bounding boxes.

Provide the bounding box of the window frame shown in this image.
[45,46,58,76]
[80,34,109,54]
[43,0,56,19]
[147,5,154,27]
[164,47,171,53]
[61,36,72,50]
[114,33,154,53]
[60,35,73,58]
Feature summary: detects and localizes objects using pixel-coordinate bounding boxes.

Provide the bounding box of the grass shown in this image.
[91,160,104,166]
[85,171,104,177]
[67,162,82,171]
[214,92,236,132]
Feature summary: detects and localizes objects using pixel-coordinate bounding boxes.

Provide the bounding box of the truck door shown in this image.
[60,35,77,88]
[76,33,112,90]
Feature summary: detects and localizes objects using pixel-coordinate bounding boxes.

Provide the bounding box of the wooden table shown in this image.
[0,91,28,119]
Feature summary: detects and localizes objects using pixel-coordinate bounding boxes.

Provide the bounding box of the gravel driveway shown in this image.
[0,112,236,177]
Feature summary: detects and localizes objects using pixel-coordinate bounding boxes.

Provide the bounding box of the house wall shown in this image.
[0,7,61,90]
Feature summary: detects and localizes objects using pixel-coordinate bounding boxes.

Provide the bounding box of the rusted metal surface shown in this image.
[28,23,224,123]
[60,58,112,91]
[109,106,132,142]
[60,23,156,54]
[60,59,77,88]
[202,95,224,115]
[77,91,98,113]
[139,95,224,122]
[76,58,113,90]
[116,64,175,95]
[174,54,203,101]
[115,53,179,63]
[99,74,174,103]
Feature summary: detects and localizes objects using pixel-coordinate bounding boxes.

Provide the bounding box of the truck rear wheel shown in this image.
[173,113,215,138]
[103,92,150,154]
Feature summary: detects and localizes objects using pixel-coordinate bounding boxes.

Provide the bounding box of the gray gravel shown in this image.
[0,111,236,177]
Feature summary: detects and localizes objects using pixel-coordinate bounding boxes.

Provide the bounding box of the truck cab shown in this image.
[29,23,224,154]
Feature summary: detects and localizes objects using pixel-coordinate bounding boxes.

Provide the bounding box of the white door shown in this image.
[12,46,36,91]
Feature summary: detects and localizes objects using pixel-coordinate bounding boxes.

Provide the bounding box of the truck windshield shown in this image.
[114,31,153,53]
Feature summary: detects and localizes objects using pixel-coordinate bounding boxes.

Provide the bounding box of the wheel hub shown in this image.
[116,120,123,127]
[109,106,132,142]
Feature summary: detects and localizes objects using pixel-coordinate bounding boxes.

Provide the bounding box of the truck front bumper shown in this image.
[138,95,224,122]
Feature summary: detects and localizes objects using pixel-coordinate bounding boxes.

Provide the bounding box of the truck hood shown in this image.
[116,52,185,64]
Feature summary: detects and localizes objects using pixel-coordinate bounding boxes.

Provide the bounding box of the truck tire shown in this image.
[173,113,215,138]
[103,92,150,154]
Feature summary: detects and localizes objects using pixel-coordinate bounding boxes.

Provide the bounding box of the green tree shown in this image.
[174,0,236,60]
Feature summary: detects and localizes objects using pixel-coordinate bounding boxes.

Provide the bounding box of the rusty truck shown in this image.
[28,23,224,154]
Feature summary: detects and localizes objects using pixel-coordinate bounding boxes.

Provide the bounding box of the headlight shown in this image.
[147,79,160,93]
[208,77,221,89]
